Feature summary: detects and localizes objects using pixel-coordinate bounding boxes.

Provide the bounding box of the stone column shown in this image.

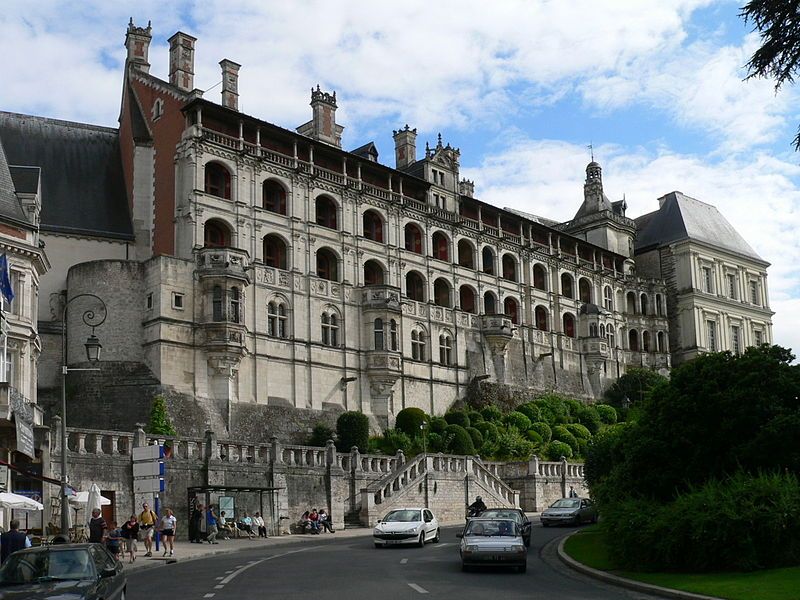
[269,437,289,534]
[560,456,569,498]
[325,440,346,530]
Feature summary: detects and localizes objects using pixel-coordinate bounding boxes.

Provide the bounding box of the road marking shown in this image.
[203,594,215,598]
[214,585,224,589]
[435,543,451,548]
[408,583,429,594]
[215,577,223,580]
[400,558,408,564]
[218,546,318,585]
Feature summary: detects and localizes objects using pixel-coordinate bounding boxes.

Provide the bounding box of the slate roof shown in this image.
[9,166,40,195]
[635,191,763,262]
[0,136,28,224]
[0,111,133,240]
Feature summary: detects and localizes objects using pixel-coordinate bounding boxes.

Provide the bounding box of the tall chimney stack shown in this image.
[168,32,197,92]
[124,18,152,74]
[393,125,417,169]
[219,59,241,111]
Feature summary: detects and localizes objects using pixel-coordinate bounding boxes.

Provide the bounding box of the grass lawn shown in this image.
[563,526,800,600]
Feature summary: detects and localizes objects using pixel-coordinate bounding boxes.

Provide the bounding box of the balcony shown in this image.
[480,314,515,355]
[581,338,610,357]
[366,351,402,399]
[361,285,403,311]
[195,247,251,285]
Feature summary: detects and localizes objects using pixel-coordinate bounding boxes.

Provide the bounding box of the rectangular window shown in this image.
[702,267,713,293]
[172,292,184,310]
[9,271,21,316]
[146,293,153,310]
[727,274,736,299]
[706,320,717,352]
[754,330,763,346]
[731,325,741,354]
[750,280,759,305]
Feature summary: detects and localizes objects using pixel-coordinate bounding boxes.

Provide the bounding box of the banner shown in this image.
[9,388,35,458]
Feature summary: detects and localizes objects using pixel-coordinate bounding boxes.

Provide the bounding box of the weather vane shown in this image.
[587,142,594,161]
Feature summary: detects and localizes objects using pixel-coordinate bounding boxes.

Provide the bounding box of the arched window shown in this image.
[458,239,475,268]
[535,306,548,331]
[459,286,476,314]
[600,324,606,337]
[484,291,497,315]
[363,210,383,242]
[563,313,576,338]
[589,323,598,337]
[504,297,519,324]
[432,231,449,261]
[212,285,224,321]
[263,234,287,269]
[482,247,495,274]
[642,330,651,352]
[411,330,427,361]
[502,255,517,282]
[433,278,451,307]
[640,294,649,316]
[406,271,425,302]
[656,294,664,316]
[204,162,231,199]
[657,331,665,352]
[374,318,385,350]
[390,319,398,351]
[626,291,637,314]
[579,278,592,303]
[363,260,385,286]
[316,248,338,282]
[321,312,339,347]
[439,334,453,365]
[262,180,286,214]
[561,273,574,299]
[533,264,547,291]
[404,223,423,254]
[204,219,231,248]
[603,286,613,311]
[607,331,615,348]
[628,329,639,351]
[315,196,338,230]
[268,301,288,338]
[229,287,241,323]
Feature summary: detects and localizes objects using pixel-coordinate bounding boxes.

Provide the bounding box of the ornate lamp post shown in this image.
[60,294,107,535]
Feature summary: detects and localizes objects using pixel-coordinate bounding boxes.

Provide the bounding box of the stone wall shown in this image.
[495,456,588,511]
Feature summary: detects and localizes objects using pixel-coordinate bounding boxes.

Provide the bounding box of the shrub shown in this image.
[445,411,471,429]
[466,427,484,449]
[427,432,444,453]
[517,402,542,424]
[529,421,552,443]
[534,393,570,424]
[480,405,503,423]
[595,404,618,425]
[367,435,383,454]
[429,416,448,434]
[443,424,476,455]
[576,405,602,434]
[565,423,591,440]
[467,410,484,425]
[336,411,370,452]
[147,395,176,436]
[379,429,412,454]
[525,429,543,445]
[544,440,573,460]
[307,423,335,447]
[552,426,579,455]
[564,398,584,420]
[488,427,535,460]
[503,411,532,431]
[474,421,498,441]
[576,438,588,458]
[395,407,428,438]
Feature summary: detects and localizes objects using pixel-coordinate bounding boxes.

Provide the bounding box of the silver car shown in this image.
[458,518,528,573]
[540,497,597,526]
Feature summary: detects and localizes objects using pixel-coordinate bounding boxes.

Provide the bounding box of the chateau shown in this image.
[0,21,773,439]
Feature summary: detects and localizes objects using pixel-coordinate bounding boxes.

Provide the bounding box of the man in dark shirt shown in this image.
[0,520,28,563]
[88,508,107,543]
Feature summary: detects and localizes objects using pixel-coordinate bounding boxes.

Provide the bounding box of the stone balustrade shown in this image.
[471,460,520,507]
[64,427,135,457]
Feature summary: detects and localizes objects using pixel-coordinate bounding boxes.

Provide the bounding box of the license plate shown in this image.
[386,540,401,545]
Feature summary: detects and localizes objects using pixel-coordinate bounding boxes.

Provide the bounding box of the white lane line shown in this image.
[400,558,408,564]
[203,594,215,598]
[215,577,223,580]
[435,543,451,548]
[214,585,224,589]
[408,583,429,594]
[218,546,318,585]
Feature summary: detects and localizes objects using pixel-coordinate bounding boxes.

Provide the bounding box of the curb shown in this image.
[556,532,723,600]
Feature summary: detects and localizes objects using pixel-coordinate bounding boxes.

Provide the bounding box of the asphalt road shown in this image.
[126,523,664,600]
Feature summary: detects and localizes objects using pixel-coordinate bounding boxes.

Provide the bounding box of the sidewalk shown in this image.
[123,528,374,573]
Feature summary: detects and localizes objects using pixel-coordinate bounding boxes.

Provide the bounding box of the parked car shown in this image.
[458,517,527,573]
[0,543,126,599]
[540,497,597,526]
[373,508,439,548]
[471,508,531,547]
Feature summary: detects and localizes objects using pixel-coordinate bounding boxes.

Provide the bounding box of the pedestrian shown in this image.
[88,508,107,543]
[569,486,578,498]
[206,506,219,544]
[138,501,158,557]
[158,508,177,557]
[121,514,139,564]
[319,509,335,533]
[240,512,255,538]
[308,508,320,534]
[190,502,204,543]
[0,520,31,564]
[253,512,267,538]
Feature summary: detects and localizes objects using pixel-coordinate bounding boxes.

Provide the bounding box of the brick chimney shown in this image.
[393,125,417,169]
[124,18,152,74]
[220,59,241,111]
[168,31,197,92]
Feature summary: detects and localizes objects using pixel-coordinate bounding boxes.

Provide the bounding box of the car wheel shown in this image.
[524,536,530,547]
[417,532,425,547]
[518,562,527,574]
[541,522,549,528]
[432,528,440,543]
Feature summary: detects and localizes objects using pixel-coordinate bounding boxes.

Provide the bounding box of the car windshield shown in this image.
[0,549,94,584]
[480,510,522,523]
[383,510,421,522]
[551,499,580,509]
[465,519,518,537]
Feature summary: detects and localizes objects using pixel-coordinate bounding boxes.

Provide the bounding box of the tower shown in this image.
[124,19,152,74]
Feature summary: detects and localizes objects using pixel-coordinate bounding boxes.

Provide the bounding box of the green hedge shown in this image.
[466,426,484,449]
[565,423,591,440]
[395,407,428,438]
[307,423,335,447]
[480,405,503,423]
[503,411,532,431]
[595,404,618,425]
[336,411,370,452]
[474,421,498,441]
[525,429,543,445]
[445,411,471,429]
[517,402,542,423]
[529,421,552,442]
[545,440,573,460]
[552,425,579,455]
[429,416,448,434]
[443,424,475,455]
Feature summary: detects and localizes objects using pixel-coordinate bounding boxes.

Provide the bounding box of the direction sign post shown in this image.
[132,443,167,553]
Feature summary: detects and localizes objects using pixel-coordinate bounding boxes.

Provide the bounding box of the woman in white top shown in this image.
[158,508,177,556]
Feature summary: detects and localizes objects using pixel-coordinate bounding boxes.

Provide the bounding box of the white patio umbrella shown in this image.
[86,483,104,515]
[69,491,111,506]
[0,492,44,511]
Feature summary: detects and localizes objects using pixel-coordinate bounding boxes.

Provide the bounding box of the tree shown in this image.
[602,368,668,412]
[147,395,176,436]
[741,0,800,149]
[336,411,370,452]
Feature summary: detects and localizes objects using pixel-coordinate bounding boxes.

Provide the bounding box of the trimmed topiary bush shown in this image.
[517,402,542,424]
[595,404,618,425]
[490,427,535,460]
[534,393,570,424]
[336,411,370,452]
[427,432,444,453]
[308,423,335,447]
[443,424,476,455]
[525,429,543,445]
[544,440,573,460]
[552,425,579,455]
[466,427,484,449]
[564,398,584,420]
[467,410,484,425]
[565,423,591,440]
[529,422,552,443]
[576,405,602,434]
[445,411,471,429]
[474,421,498,441]
[429,416,448,434]
[395,407,429,438]
[480,405,503,423]
[379,429,412,454]
[503,411,532,431]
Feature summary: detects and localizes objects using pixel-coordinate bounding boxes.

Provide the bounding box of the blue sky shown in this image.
[1,0,798,355]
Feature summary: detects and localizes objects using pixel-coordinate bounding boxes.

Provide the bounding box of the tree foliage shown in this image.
[602,367,668,411]
[336,411,370,452]
[147,395,176,436]
[395,407,428,438]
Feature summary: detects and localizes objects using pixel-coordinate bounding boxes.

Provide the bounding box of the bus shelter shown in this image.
[187,485,284,538]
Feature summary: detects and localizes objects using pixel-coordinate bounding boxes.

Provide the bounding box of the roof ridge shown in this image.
[0,111,118,134]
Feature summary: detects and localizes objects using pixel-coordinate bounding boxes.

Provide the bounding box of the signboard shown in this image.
[133,461,166,478]
[9,389,35,459]
[134,478,165,494]
[219,496,235,519]
[0,464,7,491]
[132,445,164,461]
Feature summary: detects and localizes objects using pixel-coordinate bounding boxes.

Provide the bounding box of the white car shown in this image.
[373,507,440,548]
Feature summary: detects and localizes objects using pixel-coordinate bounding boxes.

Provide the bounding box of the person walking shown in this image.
[206,506,219,544]
[158,508,177,557]
[0,520,30,564]
[120,515,139,564]
[138,501,158,557]
[105,521,122,559]
[569,486,578,498]
[88,508,107,544]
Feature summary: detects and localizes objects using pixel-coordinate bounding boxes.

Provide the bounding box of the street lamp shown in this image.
[60,293,107,536]
[420,421,427,456]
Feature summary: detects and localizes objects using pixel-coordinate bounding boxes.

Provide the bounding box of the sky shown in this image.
[1,0,798,356]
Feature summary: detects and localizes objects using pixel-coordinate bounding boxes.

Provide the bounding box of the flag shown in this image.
[0,254,12,305]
